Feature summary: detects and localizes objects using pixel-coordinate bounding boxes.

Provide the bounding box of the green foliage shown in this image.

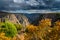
[14,24,23,31]
[0,21,17,37]
[0,22,6,32]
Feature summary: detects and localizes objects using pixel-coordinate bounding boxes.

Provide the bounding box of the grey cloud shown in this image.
[0,0,60,13]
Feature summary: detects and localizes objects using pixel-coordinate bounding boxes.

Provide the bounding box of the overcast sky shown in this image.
[0,0,60,13]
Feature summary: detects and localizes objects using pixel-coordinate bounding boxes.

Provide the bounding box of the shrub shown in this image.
[0,21,17,37]
[25,25,41,40]
[4,21,17,37]
[25,25,38,33]
[0,32,11,40]
[14,24,23,31]
[39,18,52,28]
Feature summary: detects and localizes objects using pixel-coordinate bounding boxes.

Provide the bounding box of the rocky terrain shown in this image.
[0,12,29,26]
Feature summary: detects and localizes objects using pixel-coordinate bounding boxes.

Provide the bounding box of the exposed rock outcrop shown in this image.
[0,12,30,27]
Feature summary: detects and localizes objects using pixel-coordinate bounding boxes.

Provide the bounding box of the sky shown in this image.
[0,0,60,13]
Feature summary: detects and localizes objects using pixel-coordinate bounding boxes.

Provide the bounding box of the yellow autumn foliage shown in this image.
[55,20,60,26]
[26,24,38,33]
[24,18,52,40]
[39,18,52,26]
[54,20,60,31]
[38,18,52,30]
[0,32,11,40]
[43,20,60,40]
[38,19,60,40]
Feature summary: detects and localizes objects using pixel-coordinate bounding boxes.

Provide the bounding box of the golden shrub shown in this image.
[38,18,52,30]
[55,20,60,26]
[41,20,60,40]
[54,20,60,31]
[25,25,40,40]
[0,32,11,40]
[39,18,52,27]
[25,25,38,33]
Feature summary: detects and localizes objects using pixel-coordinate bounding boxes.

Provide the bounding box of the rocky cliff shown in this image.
[0,12,29,27]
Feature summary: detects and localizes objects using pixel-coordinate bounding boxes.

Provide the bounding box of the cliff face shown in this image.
[0,12,29,26]
[4,14,20,24]
[15,14,30,26]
